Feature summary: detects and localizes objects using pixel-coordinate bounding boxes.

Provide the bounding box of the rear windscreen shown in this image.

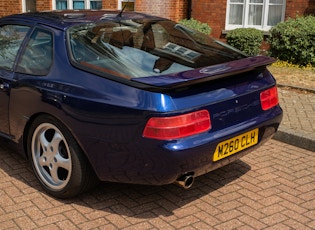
[68,19,246,79]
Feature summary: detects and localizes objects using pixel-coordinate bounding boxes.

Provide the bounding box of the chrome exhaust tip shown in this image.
[175,173,195,189]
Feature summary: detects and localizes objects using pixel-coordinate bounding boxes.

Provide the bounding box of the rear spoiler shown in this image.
[131,56,276,90]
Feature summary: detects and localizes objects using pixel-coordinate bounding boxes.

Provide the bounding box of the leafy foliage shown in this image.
[0,26,20,59]
[271,60,315,70]
[226,28,263,56]
[0,34,13,58]
[268,16,315,66]
[178,18,211,35]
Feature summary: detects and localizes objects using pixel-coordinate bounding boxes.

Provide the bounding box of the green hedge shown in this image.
[268,15,315,66]
[178,18,211,35]
[226,28,263,56]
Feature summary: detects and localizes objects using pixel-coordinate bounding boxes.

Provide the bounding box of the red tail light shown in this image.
[260,86,279,111]
[143,110,211,140]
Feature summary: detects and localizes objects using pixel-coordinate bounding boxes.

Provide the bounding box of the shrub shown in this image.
[271,60,315,70]
[226,28,263,56]
[268,15,315,66]
[178,18,211,35]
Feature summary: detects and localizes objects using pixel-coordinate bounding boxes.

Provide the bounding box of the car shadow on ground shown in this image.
[0,138,251,218]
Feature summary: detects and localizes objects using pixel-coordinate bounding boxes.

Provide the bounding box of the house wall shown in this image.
[0,0,117,17]
[286,0,315,18]
[0,0,187,23]
[1,0,315,39]
[191,0,226,39]
[36,0,51,11]
[135,0,188,22]
[0,0,22,17]
[191,0,315,39]
[102,0,117,9]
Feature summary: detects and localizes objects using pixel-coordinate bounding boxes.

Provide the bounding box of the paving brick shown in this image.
[35,214,68,227]
[170,215,200,228]
[78,217,108,229]
[261,213,289,226]
[192,221,213,229]
[15,216,38,230]
[214,219,244,230]
[124,221,153,230]
[0,220,17,229]
[283,219,313,230]
[105,214,131,229]
[174,205,201,218]
[3,200,33,213]
[148,217,175,229]
[217,209,243,222]
[55,220,77,229]
[237,215,267,229]
[1,139,314,229]
[192,211,221,227]
[282,209,312,224]
[23,206,46,221]
[236,206,265,220]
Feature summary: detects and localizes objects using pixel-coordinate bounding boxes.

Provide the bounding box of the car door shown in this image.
[0,24,30,135]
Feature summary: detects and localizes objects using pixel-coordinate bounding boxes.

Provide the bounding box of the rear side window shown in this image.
[16,29,53,75]
[0,25,30,70]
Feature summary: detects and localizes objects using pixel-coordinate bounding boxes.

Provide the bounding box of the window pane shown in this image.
[229,4,243,25]
[268,5,282,26]
[73,1,85,9]
[0,25,30,69]
[91,1,102,9]
[250,0,263,3]
[248,5,263,25]
[270,0,284,3]
[230,0,244,2]
[17,30,53,75]
[56,0,67,10]
[122,2,134,11]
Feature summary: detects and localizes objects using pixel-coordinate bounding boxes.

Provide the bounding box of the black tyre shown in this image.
[27,115,98,198]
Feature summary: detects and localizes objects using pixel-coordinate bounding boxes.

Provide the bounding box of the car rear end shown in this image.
[64,12,282,187]
[131,58,282,187]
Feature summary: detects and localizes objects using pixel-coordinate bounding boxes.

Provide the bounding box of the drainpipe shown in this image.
[187,0,192,19]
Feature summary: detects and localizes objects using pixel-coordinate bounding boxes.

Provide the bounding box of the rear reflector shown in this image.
[260,86,279,111]
[143,110,211,140]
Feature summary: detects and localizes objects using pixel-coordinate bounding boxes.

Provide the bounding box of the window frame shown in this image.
[117,0,135,10]
[225,0,286,31]
[52,0,102,10]
[16,27,54,76]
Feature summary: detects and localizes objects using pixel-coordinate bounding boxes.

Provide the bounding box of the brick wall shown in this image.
[286,0,315,18]
[191,0,315,39]
[102,0,117,9]
[136,0,188,22]
[0,0,22,17]
[191,0,226,39]
[36,0,51,11]
[0,0,117,17]
[1,0,314,39]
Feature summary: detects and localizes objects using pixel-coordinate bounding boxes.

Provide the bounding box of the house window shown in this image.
[90,0,102,9]
[118,0,135,11]
[226,0,286,31]
[56,0,67,9]
[54,0,102,10]
[73,0,85,9]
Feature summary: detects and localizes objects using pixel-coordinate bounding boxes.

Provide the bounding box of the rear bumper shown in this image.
[85,107,283,185]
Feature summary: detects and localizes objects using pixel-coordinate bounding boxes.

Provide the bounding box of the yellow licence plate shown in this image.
[213,129,259,162]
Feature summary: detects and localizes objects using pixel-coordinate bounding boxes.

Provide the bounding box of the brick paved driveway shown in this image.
[0,139,314,229]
